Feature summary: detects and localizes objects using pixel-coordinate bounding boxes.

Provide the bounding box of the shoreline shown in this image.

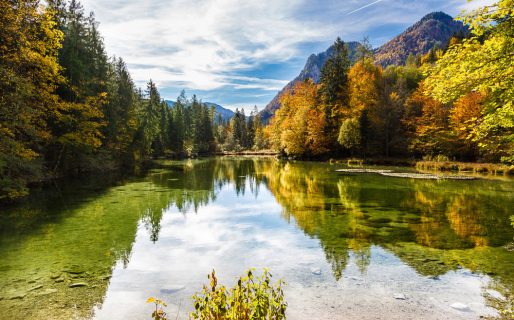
[217,153,514,176]
[3,156,512,205]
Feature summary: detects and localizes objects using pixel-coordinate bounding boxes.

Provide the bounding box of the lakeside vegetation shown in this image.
[1,0,512,202]
[1,158,512,319]
[1,0,513,318]
[148,269,286,320]
[267,0,513,164]
[0,0,266,202]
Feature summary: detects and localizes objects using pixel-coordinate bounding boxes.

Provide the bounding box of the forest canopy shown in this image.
[1,0,512,202]
[267,0,513,163]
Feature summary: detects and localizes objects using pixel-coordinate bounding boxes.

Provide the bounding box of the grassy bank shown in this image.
[327,157,514,177]
[415,161,514,176]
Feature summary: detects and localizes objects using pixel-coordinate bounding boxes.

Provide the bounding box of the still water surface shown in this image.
[1,158,513,319]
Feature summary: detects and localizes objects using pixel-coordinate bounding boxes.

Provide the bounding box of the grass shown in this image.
[415,160,514,176]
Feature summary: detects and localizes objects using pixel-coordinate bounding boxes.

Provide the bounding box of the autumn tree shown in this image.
[408,86,453,157]
[338,118,361,154]
[424,0,514,163]
[449,92,484,159]
[0,0,63,199]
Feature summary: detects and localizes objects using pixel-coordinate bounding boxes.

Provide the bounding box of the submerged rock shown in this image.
[50,273,62,279]
[336,168,477,180]
[336,169,394,174]
[485,289,506,301]
[8,292,27,300]
[27,285,43,292]
[310,268,322,275]
[380,172,441,180]
[37,289,58,296]
[450,302,470,311]
[393,293,406,300]
[69,282,88,288]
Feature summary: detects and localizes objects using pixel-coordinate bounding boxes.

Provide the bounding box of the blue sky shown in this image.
[80,0,493,111]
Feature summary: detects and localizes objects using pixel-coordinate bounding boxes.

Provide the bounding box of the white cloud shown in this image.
[81,0,329,93]
[79,0,490,104]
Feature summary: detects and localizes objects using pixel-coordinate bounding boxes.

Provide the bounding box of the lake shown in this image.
[1,157,513,319]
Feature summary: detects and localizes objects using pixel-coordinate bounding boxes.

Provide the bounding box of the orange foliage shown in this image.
[449,91,484,140]
[348,59,382,118]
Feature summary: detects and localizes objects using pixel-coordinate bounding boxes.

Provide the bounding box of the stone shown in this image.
[450,303,470,311]
[8,292,27,300]
[310,268,321,275]
[50,273,61,279]
[28,285,43,292]
[37,289,58,296]
[54,277,64,283]
[69,282,88,288]
[485,290,506,301]
[393,293,406,300]
[336,169,394,174]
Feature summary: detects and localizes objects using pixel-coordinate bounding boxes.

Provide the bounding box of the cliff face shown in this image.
[261,12,467,122]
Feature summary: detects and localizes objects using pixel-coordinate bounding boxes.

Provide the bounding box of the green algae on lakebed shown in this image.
[1,158,513,319]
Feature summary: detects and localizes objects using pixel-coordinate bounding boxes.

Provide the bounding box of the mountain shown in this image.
[260,41,361,122]
[374,12,468,66]
[204,102,235,121]
[165,100,235,122]
[261,12,467,122]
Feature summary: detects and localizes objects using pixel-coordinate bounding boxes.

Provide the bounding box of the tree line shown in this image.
[2,0,511,201]
[0,0,264,201]
[267,0,513,164]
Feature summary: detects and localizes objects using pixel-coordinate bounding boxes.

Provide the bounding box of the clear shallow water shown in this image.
[1,158,513,319]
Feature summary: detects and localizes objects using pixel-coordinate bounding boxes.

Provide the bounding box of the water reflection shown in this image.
[0,158,513,319]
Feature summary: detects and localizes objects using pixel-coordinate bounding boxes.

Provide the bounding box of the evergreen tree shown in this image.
[319,38,352,148]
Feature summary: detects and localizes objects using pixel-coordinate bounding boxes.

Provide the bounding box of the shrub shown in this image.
[190,269,286,320]
[146,297,168,320]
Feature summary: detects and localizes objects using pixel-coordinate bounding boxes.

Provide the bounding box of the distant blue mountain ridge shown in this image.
[165,100,234,122]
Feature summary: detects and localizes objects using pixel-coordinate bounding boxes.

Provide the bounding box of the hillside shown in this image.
[374,12,468,66]
[165,100,234,122]
[260,41,361,122]
[261,12,467,122]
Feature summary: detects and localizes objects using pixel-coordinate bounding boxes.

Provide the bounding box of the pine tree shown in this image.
[318,38,352,148]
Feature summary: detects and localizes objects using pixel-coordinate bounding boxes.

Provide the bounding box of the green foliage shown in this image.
[319,38,351,107]
[190,269,287,320]
[319,38,352,148]
[0,0,232,201]
[0,0,63,199]
[338,118,361,151]
[424,0,514,162]
[266,1,510,163]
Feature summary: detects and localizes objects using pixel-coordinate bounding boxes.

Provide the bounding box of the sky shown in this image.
[80,0,495,111]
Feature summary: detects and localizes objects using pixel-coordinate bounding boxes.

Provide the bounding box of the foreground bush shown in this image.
[190,269,286,320]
